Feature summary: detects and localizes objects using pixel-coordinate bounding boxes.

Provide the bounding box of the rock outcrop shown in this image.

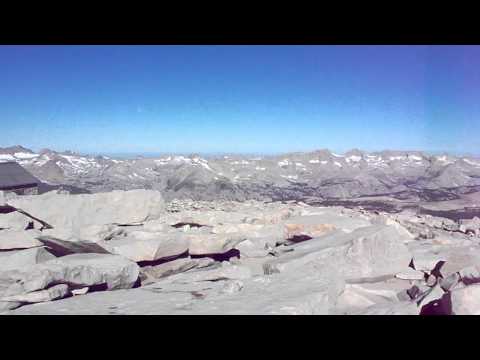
[8,190,165,241]
[100,233,189,263]
[0,253,140,311]
[451,285,480,315]
[0,230,43,250]
[2,192,480,315]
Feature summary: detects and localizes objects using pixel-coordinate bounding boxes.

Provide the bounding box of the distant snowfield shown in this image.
[346,155,361,162]
[0,154,15,161]
[281,174,298,180]
[463,158,480,166]
[14,152,39,159]
[153,155,213,171]
[436,156,454,165]
[3,146,480,204]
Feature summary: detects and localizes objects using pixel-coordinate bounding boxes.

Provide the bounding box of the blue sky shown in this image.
[1,45,479,155]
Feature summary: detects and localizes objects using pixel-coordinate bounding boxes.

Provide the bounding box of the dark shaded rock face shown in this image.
[0,205,16,214]
[420,293,452,316]
[36,236,111,257]
[37,182,90,195]
[419,208,480,221]
[191,249,241,262]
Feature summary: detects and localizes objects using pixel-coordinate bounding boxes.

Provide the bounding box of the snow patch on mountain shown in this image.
[346,155,362,163]
[231,160,250,165]
[0,154,15,162]
[281,175,298,180]
[463,158,480,167]
[14,152,39,160]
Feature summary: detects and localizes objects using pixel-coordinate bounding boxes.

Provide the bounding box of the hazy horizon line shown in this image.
[2,144,479,159]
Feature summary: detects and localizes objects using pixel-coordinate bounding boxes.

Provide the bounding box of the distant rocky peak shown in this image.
[312,148,332,155]
[406,152,426,160]
[39,148,57,155]
[0,145,34,154]
[377,150,404,157]
[310,149,334,159]
[59,150,86,157]
[345,148,364,156]
[188,153,201,160]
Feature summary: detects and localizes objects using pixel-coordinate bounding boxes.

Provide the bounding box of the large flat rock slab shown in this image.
[0,247,56,272]
[336,280,410,314]
[100,233,189,263]
[286,211,371,233]
[354,301,419,315]
[0,230,43,250]
[451,285,480,315]
[7,262,344,315]
[265,225,412,280]
[1,284,69,304]
[8,190,165,241]
[36,236,111,257]
[186,233,246,255]
[0,211,37,231]
[140,257,215,283]
[0,253,140,299]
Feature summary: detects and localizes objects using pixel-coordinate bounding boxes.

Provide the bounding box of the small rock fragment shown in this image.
[221,280,244,295]
[426,274,437,287]
[417,284,445,309]
[395,268,424,280]
[459,265,480,285]
[440,272,460,292]
[71,287,89,296]
[1,284,69,304]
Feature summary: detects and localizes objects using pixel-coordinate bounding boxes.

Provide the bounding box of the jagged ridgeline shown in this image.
[1,146,480,203]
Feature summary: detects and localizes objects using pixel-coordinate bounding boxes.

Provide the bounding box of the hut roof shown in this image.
[0,162,39,190]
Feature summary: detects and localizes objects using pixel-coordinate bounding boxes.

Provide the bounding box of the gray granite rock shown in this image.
[0,253,140,300]
[0,247,56,272]
[0,230,43,250]
[451,284,480,315]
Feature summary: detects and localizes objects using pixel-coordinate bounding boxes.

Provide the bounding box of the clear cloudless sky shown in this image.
[1,45,480,155]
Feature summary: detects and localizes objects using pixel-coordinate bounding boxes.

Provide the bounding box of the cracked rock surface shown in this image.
[1,190,480,315]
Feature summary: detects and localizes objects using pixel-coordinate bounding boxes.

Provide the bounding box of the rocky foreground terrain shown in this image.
[1,189,480,315]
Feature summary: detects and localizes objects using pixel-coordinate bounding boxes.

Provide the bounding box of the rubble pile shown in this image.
[1,190,479,315]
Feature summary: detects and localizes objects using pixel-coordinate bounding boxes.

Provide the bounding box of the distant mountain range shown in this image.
[2,145,480,202]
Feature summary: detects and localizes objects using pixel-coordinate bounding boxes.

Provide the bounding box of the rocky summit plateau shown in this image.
[1,146,480,315]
